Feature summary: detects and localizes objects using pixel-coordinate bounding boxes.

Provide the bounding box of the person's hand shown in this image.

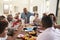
[55,24,60,29]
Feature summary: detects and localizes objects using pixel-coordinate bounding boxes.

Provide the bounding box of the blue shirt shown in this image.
[21,12,33,23]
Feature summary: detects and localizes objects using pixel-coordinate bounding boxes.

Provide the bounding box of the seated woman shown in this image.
[37,16,55,40]
[12,19,22,30]
[13,13,21,27]
[14,13,20,20]
[33,14,41,26]
[30,13,41,26]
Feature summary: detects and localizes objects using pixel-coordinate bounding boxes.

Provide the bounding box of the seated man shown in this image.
[37,16,55,40]
[30,13,41,26]
[0,21,8,40]
[21,8,33,24]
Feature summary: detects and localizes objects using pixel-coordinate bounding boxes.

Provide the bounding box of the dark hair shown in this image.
[7,29,14,36]
[48,13,54,17]
[43,13,47,17]
[34,13,38,16]
[0,21,8,34]
[48,13,56,22]
[7,14,13,22]
[42,16,53,28]
[23,8,27,10]
[0,15,5,21]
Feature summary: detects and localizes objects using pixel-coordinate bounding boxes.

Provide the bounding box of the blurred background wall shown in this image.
[0,0,58,18]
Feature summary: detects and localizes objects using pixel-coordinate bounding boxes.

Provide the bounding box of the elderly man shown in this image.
[21,8,33,24]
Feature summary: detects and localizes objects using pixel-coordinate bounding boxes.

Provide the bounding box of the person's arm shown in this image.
[7,36,15,40]
[54,24,60,29]
[29,16,35,24]
[21,13,25,19]
[28,12,33,16]
[21,13,23,18]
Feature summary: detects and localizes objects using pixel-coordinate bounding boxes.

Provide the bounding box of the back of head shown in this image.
[48,13,54,17]
[42,16,53,28]
[0,15,5,21]
[0,21,8,34]
[48,13,56,23]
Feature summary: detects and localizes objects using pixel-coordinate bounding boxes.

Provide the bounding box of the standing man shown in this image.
[21,8,33,24]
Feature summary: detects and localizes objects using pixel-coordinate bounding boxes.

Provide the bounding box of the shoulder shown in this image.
[30,16,34,18]
[28,12,33,15]
[37,33,52,40]
[21,13,25,16]
[37,28,54,40]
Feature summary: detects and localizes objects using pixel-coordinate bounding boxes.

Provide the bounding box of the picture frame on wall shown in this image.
[3,3,9,14]
[33,6,38,12]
